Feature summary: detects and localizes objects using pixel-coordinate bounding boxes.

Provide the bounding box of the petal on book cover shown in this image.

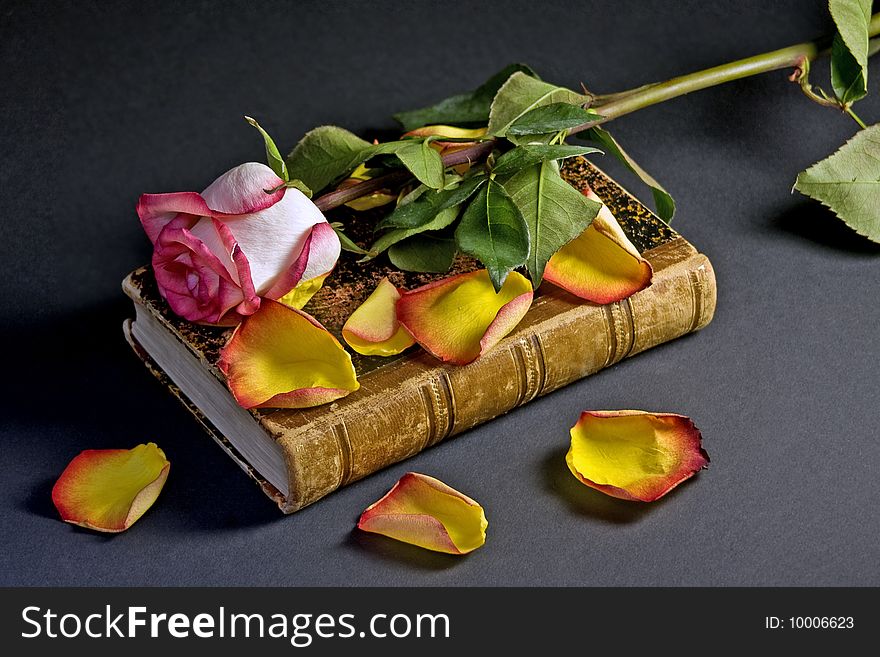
[358,472,488,554]
[543,192,653,304]
[51,443,170,533]
[566,410,709,502]
[218,298,359,409]
[343,278,415,356]
[397,269,533,365]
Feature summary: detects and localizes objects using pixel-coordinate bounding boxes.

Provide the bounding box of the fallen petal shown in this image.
[358,472,487,554]
[566,410,709,502]
[51,443,170,533]
[543,191,653,304]
[218,298,359,409]
[343,278,416,356]
[397,269,532,365]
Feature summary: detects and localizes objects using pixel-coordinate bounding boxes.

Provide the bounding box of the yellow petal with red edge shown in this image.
[342,278,415,356]
[566,410,709,502]
[358,472,487,554]
[544,191,653,304]
[397,269,533,365]
[51,443,170,533]
[278,273,329,310]
[218,298,359,409]
[403,125,488,172]
[403,125,488,140]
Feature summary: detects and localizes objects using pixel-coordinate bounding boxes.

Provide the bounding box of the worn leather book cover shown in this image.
[122,159,717,513]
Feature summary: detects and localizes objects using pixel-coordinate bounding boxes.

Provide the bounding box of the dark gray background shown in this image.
[2,0,877,586]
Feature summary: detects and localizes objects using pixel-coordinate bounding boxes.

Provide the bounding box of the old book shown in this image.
[123,159,716,513]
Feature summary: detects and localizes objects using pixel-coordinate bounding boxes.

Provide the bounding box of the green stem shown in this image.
[571,12,880,135]
[846,106,868,129]
[315,13,880,211]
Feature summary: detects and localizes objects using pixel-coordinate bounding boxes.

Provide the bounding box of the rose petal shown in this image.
[218,298,359,409]
[278,273,330,310]
[262,221,340,301]
[543,191,653,304]
[346,191,398,211]
[403,125,488,141]
[152,217,253,325]
[51,443,170,533]
[343,278,416,356]
[397,269,533,365]
[218,187,335,296]
[338,165,397,211]
[137,162,285,245]
[566,410,709,502]
[358,472,487,554]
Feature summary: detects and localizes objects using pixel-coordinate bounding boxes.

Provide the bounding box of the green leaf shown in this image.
[829,0,871,105]
[393,63,538,131]
[367,206,460,257]
[503,161,602,284]
[397,173,465,208]
[330,222,369,255]
[829,0,872,106]
[388,234,457,273]
[245,116,288,181]
[455,179,530,290]
[286,126,372,193]
[793,123,880,243]
[487,72,589,139]
[492,144,602,177]
[577,126,675,221]
[373,140,445,189]
[507,103,603,136]
[377,175,486,230]
[831,33,867,106]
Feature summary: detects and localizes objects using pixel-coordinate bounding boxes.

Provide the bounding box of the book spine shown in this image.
[274,240,716,512]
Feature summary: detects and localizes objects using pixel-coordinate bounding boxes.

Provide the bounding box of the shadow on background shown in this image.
[773,201,880,255]
[344,528,462,572]
[4,300,283,533]
[540,447,688,524]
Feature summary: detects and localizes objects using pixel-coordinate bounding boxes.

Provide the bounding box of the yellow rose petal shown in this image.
[337,164,397,211]
[397,269,533,365]
[278,273,329,310]
[218,298,359,409]
[342,278,415,356]
[403,125,488,141]
[403,125,488,172]
[51,443,170,533]
[566,410,709,502]
[358,472,487,554]
[544,191,652,303]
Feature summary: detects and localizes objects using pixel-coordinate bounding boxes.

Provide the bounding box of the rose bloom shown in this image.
[137,162,340,324]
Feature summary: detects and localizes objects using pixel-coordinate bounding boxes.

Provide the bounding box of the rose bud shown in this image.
[137,162,340,325]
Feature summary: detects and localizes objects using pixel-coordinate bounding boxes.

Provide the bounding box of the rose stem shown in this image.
[314,13,880,212]
[313,140,494,212]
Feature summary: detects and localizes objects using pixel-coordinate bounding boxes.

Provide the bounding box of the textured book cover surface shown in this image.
[124,159,717,513]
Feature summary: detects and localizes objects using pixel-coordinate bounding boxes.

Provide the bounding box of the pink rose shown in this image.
[137,162,340,324]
